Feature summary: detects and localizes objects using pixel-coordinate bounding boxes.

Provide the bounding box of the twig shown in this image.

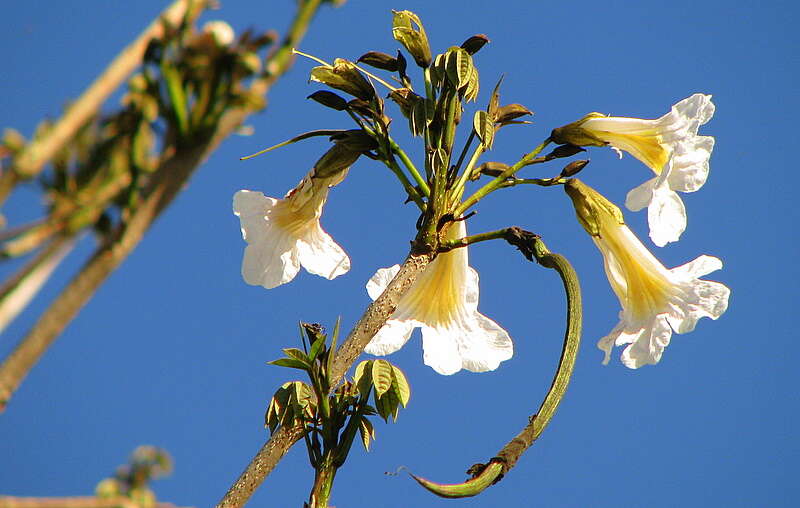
[0,497,188,508]
[0,0,203,204]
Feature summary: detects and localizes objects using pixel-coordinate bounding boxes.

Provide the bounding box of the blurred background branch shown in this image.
[0,0,334,410]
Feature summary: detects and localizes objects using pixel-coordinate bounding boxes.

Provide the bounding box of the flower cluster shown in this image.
[232,32,728,371]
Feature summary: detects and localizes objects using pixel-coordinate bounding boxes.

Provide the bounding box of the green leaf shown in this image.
[359,417,375,451]
[371,359,393,398]
[308,337,326,362]
[283,348,309,362]
[488,76,504,119]
[473,110,494,149]
[464,65,480,102]
[391,365,411,407]
[326,316,341,385]
[376,388,401,423]
[391,10,431,67]
[268,358,310,370]
[354,360,371,388]
[445,47,473,90]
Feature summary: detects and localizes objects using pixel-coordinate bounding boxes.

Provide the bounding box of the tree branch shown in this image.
[1,0,204,203]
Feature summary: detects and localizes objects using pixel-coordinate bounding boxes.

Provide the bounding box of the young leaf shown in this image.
[359,417,376,451]
[283,348,310,363]
[371,359,393,397]
[268,358,310,370]
[472,110,494,149]
[308,337,326,362]
[391,365,411,407]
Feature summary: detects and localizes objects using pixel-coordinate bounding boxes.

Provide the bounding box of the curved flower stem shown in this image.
[412,231,582,498]
[453,137,551,217]
[1,0,203,204]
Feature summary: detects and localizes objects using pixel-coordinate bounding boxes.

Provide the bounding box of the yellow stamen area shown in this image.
[272,178,326,234]
[593,130,670,174]
[599,214,673,321]
[398,248,463,327]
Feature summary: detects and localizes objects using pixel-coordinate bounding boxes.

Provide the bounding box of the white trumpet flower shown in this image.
[565,179,730,368]
[552,94,715,246]
[365,221,513,375]
[233,170,350,289]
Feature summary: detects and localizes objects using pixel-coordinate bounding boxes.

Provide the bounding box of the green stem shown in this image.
[452,130,476,175]
[389,138,429,197]
[448,142,484,207]
[383,157,426,210]
[453,137,551,217]
[308,453,337,508]
[412,232,582,498]
[438,228,509,252]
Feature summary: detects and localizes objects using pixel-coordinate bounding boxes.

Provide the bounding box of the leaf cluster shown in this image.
[265,322,411,464]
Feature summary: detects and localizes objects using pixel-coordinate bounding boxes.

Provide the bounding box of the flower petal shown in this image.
[647,185,686,247]
[671,255,723,280]
[457,312,513,372]
[668,135,714,193]
[625,177,656,212]
[419,325,465,375]
[366,319,416,356]
[241,230,301,288]
[366,264,401,300]
[296,224,350,280]
[619,315,673,368]
[233,190,276,243]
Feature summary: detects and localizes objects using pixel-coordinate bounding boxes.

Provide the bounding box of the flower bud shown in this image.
[495,103,533,124]
[560,159,589,178]
[357,51,400,72]
[460,34,490,55]
[307,91,348,111]
[202,20,235,46]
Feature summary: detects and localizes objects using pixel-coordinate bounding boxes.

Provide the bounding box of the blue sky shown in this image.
[1,1,798,506]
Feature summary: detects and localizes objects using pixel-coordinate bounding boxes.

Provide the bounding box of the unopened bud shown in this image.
[472,161,510,180]
[560,159,589,178]
[357,51,399,72]
[392,10,432,67]
[202,21,235,46]
[495,104,533,124]
[307,91,348,111]
[546,144,586,159]
[460,34,490,55]
[564,179,624,237]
